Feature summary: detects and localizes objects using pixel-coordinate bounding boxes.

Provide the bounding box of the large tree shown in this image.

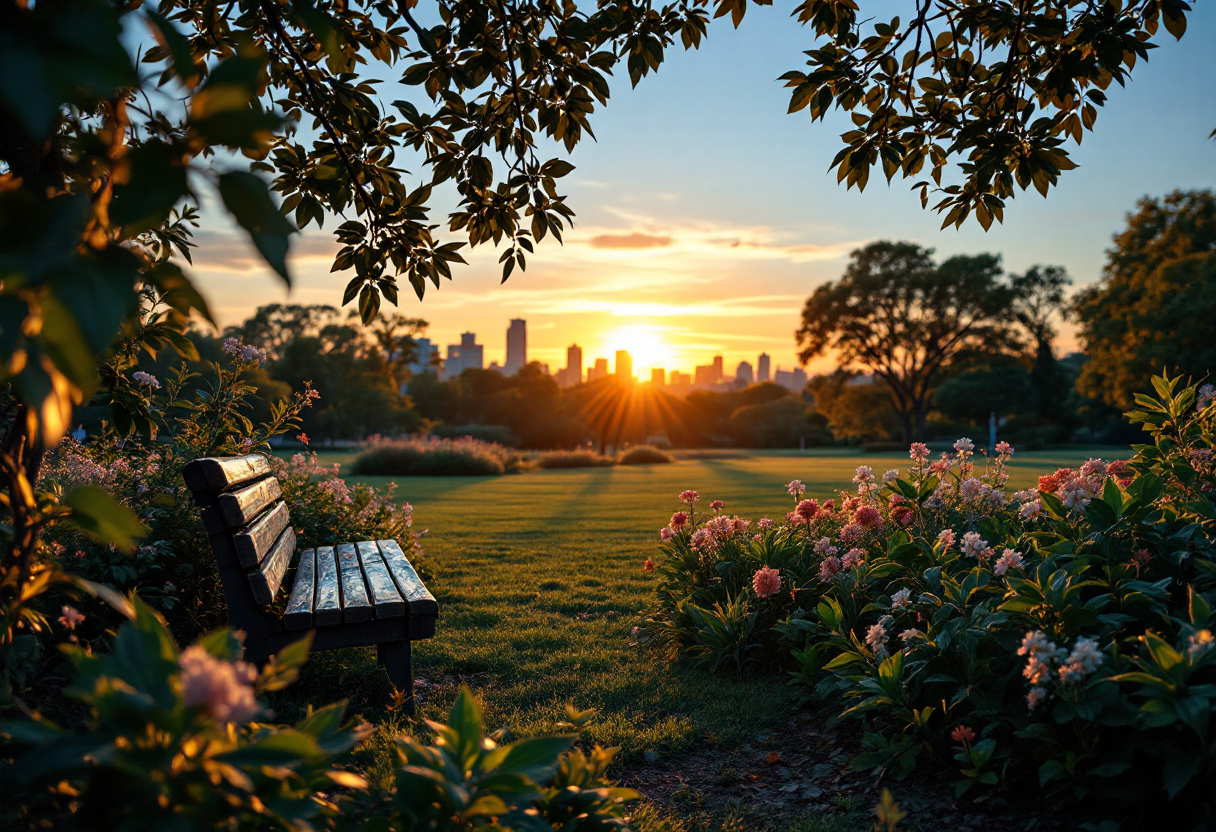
[796,241,1014,441]
[1075,190,1216,408]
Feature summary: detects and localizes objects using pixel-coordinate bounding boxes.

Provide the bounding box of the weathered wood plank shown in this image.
[283,547,316,630]
[378,539,439,617]
[183,455,271,494]
[233,501,291,569]
[247,526,295,606]
[314,547,342,627]
[335,543,373,624]
[218,477,282,529]
[356,542,405,619]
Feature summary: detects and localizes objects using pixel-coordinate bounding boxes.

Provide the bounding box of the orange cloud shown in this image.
[587,232,674,249]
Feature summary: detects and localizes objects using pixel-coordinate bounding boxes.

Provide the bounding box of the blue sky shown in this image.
[193,3,1216,377]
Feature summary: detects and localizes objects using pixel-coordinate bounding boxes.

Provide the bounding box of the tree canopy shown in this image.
[796,240,1016,441]
[1075,189,1216,408]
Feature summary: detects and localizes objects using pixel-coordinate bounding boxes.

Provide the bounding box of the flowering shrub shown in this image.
[645,374,1216,825]
[618,445,674,465]
[0,597,372,831]
[535,449,615,469]
[34,340,426,646]
[350,435,523,476]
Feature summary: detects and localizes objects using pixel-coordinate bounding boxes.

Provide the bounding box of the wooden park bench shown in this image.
[182,454,437,711]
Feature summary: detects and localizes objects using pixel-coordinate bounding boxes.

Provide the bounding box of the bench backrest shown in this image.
[182,455,297,609]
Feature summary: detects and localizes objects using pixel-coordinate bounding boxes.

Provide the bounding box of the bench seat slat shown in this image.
[336,543,373,623]
[314,547,342,627]
[378,539,438,618]
[219,477,282,529]
[247,526,295,606]
[233,501,291,569]
[357,542,406,619]
[284,547,316,630]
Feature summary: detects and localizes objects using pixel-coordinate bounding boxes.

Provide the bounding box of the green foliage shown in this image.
[779,0,1194,229]
[618,446,674,466]
[1076,189,1216,408]
[350,435,522,477]
[383,687,638,831]
[647,373,1216,826]
[0,597,372,831]
[535,449,616,469]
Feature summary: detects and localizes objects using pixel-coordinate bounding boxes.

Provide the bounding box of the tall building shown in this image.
[650,367,665,386]
[615,350,633,382]
[564,344,583,386]
[669,370,692,387]
[505,318,527,375]
[757,353,771,383]
[774,366,808,392]
[443,332,484,378]
[713,355,723,380]
[588,357,610,382]
[736,361,754,384]
[407,337,439,376]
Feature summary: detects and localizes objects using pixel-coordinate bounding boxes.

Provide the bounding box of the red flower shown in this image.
[643,559,655,573]
[710,499,725,513]
[855,506,882,528]
[951,725,976,744]
[298,433,310,446]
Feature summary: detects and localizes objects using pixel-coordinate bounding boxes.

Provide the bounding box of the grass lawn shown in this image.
[272,446,1122,828]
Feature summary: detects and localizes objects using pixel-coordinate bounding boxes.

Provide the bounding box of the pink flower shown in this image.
[58,606,85,630]
[995,441,1013,455]
[679,490,700,505]
[132,370,160,388]
[821,499,835,512]
[642,559,655,572]
[659,528,671,540]
[818,556,843,582]
[178,645,260,723]
[756,518,774,529]
[953,437,975,453]
[794,499,819,523]
[951,725,976,744]
[854,506,882,528]
[961,531,988,557]
[710,499,725,513]
[937,529,955,549]
[752,566,782,599]
[993,549,1024,576]
[839,523,864,542]
[909,442,930,461]
[891,505,914,526]
[842,548,865,568]
[786,480,805,497]
[670,511,689,529]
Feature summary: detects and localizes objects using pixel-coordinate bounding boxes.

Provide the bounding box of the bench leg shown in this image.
[377,640,414,714]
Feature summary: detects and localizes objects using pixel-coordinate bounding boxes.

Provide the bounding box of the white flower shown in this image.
[1020,499,1042,520]
[179,645,260,723]
[937,529,955,548]
[853,465,875,484]
[961,531,988,557]
[890,588,912,609]
[882,469,899,483]
[899,628,920,642]
[993,549,1024,576]
[786,480,805,497]
[1058,637,1103,684]
[132,370,161,388]
[865,623,889,660]
[953,437,975,453]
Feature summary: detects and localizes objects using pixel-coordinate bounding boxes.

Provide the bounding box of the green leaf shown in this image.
[65,487,147,550]
[217,171,295,284]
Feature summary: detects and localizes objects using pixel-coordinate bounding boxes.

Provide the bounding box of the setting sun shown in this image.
[600,325,678,375]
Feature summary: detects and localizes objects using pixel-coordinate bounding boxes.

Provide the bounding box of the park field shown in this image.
[273,446,1122,829]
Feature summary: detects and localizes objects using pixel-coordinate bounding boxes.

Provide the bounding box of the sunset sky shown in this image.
[191,2,1216,379]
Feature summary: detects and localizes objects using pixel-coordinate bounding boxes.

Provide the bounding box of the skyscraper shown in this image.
[615,350,633,382]
[712,355,723,381]
[588,358,609,381]
[566,344,583,385]
[650,367,665,386]
[443,332,483,378]
[736,361,754,384]
[757,353,771,383]
[505,318,527,375]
